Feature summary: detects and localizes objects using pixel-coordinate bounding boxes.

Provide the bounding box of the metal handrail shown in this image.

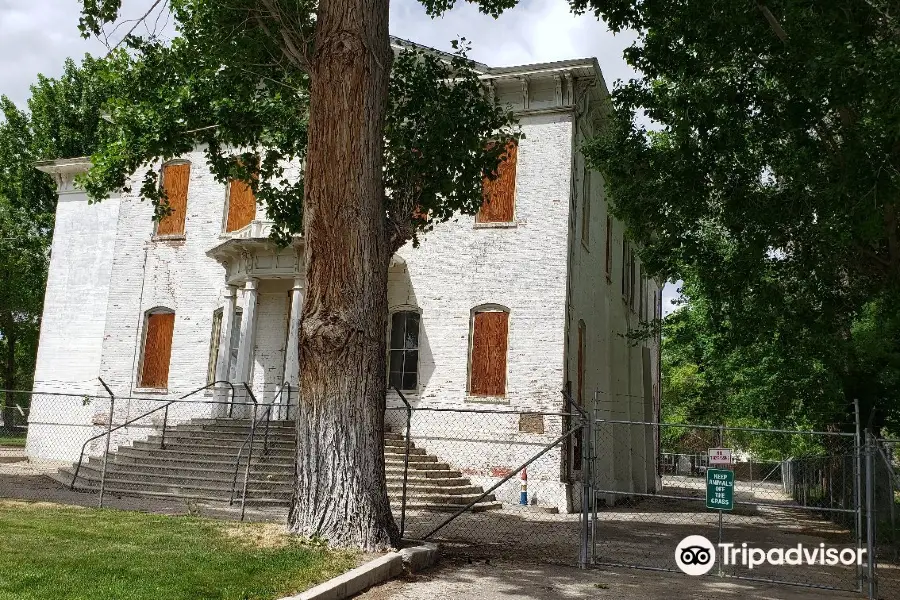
[69,380,237,490]
[392,386,413,538]
[229,382,291,520]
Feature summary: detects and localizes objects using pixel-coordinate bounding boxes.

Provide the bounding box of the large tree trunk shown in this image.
[287,0,399,549]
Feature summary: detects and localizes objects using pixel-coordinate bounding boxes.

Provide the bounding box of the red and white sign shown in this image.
[708,448,733,465]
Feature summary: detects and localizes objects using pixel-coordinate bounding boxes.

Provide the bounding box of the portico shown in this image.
[207,225,304,416]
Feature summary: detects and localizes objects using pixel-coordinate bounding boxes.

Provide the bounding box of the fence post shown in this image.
[580,412,592,569]
[865,431,877,600]
[393,388,412,539]
[97,378,115,509]
[854,398,864,593]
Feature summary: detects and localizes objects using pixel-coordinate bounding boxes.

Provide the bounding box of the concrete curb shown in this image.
[280,543,439,600]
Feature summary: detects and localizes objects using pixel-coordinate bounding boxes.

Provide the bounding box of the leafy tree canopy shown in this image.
[0,56,112,415]
[78,1,521,247]
[583,1,900,432]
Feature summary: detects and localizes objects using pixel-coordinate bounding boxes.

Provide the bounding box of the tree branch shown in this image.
[257,0,312,72]
[757,3,790,44]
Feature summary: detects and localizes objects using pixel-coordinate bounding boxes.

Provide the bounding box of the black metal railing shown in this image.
[229,382,291,520]
[392,386,412,538]
[70,379,238,494]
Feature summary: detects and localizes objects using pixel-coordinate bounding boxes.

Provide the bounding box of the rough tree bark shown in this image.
[287,0,400,549]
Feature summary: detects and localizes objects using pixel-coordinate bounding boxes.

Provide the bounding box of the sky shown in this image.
[0,0,680,313]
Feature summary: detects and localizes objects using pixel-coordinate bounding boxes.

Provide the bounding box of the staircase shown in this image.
[51,418,501,512]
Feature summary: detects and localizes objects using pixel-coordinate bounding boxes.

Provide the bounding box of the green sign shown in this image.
[706,468,734,511]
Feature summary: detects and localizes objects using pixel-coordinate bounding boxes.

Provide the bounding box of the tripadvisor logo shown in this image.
[675,535,867,576]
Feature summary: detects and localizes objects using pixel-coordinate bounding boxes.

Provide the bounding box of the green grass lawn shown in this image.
[0,431,26,447]
[0,501,359,600]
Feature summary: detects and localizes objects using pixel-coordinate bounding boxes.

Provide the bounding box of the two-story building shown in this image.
[26,43,661,512]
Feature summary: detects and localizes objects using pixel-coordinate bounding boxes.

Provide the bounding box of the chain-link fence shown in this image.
[8,381,295,517]
[588,418,899,599]
[385,398,586,562]
[8,380,900,598]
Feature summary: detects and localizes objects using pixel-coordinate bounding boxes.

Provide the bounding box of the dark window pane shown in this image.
[390,313,405,349]
[405,313,420,349]
[402,372,417,390]
[389,350,404,374]
[404,350,418,376]
[389,371,403,390]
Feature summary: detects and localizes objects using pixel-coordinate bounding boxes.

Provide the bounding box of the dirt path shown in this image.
[359,556,863,600]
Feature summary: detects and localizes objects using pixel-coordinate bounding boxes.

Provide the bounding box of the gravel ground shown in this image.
[358,556,865,600]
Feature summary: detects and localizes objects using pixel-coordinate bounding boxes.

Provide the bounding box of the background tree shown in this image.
[77,0,521,549]
[582,1,900,434]
[0,57,112,431]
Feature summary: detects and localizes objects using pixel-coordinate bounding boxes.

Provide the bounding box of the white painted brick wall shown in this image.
[27,190,121,461]
[388,112,574,511]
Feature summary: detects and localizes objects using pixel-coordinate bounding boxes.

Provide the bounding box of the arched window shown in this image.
[468,304,510,397]
[139,307,176,389]
[389,310,420,391]
[156,160,190,236]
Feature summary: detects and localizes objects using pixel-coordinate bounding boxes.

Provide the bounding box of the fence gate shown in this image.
[588,419,899,599]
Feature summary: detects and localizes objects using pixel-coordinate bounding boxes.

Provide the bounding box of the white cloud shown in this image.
[2,0,640,107]
[661,280,683,317]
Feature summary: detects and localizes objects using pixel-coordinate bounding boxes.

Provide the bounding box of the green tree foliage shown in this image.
[582,1,900,434]
[0,56,113,426]
[78,12,519,245]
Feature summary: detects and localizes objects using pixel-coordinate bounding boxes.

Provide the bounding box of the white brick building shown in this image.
[27,51,661,512]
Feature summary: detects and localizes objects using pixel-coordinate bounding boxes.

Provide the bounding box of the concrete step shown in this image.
[172,423,295,434]
[385,466,457,477]
[107,448,294,469]
[189,418,294,428]
[61,467,293,498]
[129,443,295,460]
[49,472,292,506]
[85,461,293,482]
[387,482,483,495]
[384,454,439,465]
[388,492,496,505]
[384,447,426,457]
[161,430,296,443]
[140,437,296,451]
[391,501,502,512]
[51,415,501,513]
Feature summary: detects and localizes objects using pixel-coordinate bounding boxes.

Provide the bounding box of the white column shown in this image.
[284,278,303,388]
[214,286,237,414]
[234,279,259,413]
[215,286,238,383]
[281,278,303,420]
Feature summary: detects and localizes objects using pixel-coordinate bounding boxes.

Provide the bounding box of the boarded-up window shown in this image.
[157,162,190,236]
[389,311,420,391]
[476,142,517,223]
[469,309,509,396]
[225,177,256,232]
[140,311,175,388]
[605,217,612,280]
